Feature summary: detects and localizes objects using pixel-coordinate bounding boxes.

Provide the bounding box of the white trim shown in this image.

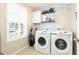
[1,45,29,55]
[1,52,7,55]
[11,45,29,55]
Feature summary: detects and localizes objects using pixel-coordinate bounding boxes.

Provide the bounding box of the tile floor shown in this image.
[16,42,77,55]
[16,47,44,55]
[0,40,77,55]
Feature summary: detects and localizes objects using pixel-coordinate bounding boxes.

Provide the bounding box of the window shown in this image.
[6,4,28,42]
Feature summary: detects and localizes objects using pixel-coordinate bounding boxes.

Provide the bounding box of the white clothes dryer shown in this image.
[51,31,73,55]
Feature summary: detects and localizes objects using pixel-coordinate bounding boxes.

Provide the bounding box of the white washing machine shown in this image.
[51,31,73,55]
[34,30,51,54]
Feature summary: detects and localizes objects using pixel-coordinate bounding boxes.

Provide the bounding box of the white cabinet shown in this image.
[32,11,42,23]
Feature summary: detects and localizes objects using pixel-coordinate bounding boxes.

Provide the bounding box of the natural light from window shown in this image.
[6,3,28,42]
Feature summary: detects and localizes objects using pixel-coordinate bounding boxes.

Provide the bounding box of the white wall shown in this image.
[37,22,63,30]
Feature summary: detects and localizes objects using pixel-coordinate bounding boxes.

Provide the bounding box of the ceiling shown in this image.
[21,3,75,11]
[26,3,74,11]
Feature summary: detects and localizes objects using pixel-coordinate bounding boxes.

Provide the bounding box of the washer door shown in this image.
[38,37,46,46]
[37,36,49,48]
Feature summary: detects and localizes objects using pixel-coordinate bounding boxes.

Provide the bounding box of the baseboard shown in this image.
[1,52,7,55]
[11,45,29,55]
[1,45,29,55]
[0,52,4,55]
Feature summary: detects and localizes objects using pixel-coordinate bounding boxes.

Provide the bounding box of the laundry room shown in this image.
[0,3,77,55]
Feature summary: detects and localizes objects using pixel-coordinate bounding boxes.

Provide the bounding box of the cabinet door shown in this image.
[32,11,41,23]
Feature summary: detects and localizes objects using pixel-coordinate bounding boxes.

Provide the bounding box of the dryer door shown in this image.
[52,36,71,53]
[55,38,67,50]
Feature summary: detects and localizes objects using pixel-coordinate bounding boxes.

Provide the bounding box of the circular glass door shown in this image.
[55,38,67,50]
[38,37,46,46]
